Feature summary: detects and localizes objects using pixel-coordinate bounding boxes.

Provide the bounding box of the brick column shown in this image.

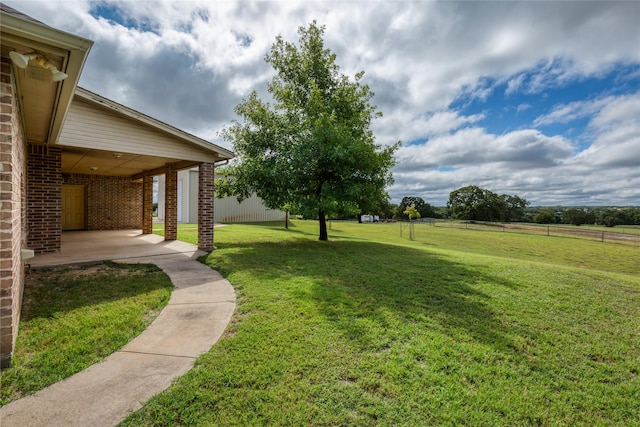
[198,162,215,250]
[164,166,177,241]
[27,145,62,253]
[142,174,153,234]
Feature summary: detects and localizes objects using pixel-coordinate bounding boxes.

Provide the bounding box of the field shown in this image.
[125,220,640,426]
[411,219,640,245]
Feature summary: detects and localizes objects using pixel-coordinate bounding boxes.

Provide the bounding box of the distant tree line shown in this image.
[386,186,529,222]
[531,207,640,226]
[353,186,639,227]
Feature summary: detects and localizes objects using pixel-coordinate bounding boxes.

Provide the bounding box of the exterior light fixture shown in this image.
[9,51,68,81]
[112,153,123,159]
[89,166,98,171]
[9,51,30,68]
[51,69,69,82]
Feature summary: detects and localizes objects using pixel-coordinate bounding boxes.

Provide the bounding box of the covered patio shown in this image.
[47,87,235,253]
[1,3,233,369]
[28,229,205,268]
[13,83,234,369]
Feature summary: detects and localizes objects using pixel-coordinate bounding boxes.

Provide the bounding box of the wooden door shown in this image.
[62,185,85,230]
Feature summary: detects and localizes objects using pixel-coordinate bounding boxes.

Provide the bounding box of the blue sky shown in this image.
[8,0,640,206]
[449,64,639,147]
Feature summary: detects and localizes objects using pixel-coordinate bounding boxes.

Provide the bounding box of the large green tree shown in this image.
[447,186,503,221]
[447,185,529,222]
[499,194,529,222]
[220,22,398,240]
[533,209,557,224]
[561,208,595,226]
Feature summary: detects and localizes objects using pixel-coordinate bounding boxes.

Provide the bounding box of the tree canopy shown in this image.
[398,196,436,220]
[561,208,595,226]
[219,22,398,240]
[447,185,529,222]
[533,209,557,224]
[403,204,421,220]
[596,207,640,227]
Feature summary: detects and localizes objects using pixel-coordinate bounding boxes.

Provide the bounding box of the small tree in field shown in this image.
[220,22,399,240]
[403,204,421,221]
[403,204,420,240]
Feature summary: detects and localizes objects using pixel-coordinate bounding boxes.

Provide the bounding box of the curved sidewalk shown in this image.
[0,231,236,427]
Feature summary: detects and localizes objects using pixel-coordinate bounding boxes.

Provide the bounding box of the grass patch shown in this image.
[574,224,640,235]
[398,221,640,275]
[125,221,640,425]
[0,262,173,405]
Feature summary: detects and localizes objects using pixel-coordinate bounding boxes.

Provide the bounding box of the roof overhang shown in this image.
[58,88,235,179]
[74,87,235,160]
[0,3,93,144]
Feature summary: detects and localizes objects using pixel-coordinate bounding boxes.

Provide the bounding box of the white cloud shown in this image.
[396,128,573,170]
[533,96,614,127]
[590,93,640,129]
[391,91,639,204]
[506,74,525,95]
[569,92,640,169]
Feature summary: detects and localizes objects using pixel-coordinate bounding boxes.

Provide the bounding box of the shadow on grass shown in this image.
[21,261,173,322]
[209,237,520,353]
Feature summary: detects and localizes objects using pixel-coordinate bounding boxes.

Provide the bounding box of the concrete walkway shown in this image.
[0,230,236,427]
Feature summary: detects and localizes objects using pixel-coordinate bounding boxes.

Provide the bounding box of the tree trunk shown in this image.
[285,211,289,229]
[358,213,362,223]
[318,209,328,241]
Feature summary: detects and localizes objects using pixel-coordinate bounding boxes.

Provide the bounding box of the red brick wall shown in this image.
[64,173,142,230]
[142,174,153,234]
[0,57,27,368]
[198,162,215,250]
[27,145,62,254]
[164,166,177,240]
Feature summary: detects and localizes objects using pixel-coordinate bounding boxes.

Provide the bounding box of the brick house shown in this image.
[0,4,233,368]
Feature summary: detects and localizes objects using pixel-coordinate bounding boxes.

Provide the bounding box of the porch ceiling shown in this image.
[61,146,199,177]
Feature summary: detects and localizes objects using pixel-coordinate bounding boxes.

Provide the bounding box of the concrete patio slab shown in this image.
[28,230,202,267]
[0,229,236,427]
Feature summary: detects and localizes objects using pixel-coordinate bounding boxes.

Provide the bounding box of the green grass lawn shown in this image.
[0,262,172,406]
[120,220,640,426]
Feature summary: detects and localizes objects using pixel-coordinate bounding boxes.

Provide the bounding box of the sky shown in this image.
[7,0,640,206]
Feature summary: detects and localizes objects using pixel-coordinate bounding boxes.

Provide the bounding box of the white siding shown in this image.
[188,170,199,223]
[158,169,286,223]
[177,179,183,222]
[214,194,286,223]
[59,99,218,162]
